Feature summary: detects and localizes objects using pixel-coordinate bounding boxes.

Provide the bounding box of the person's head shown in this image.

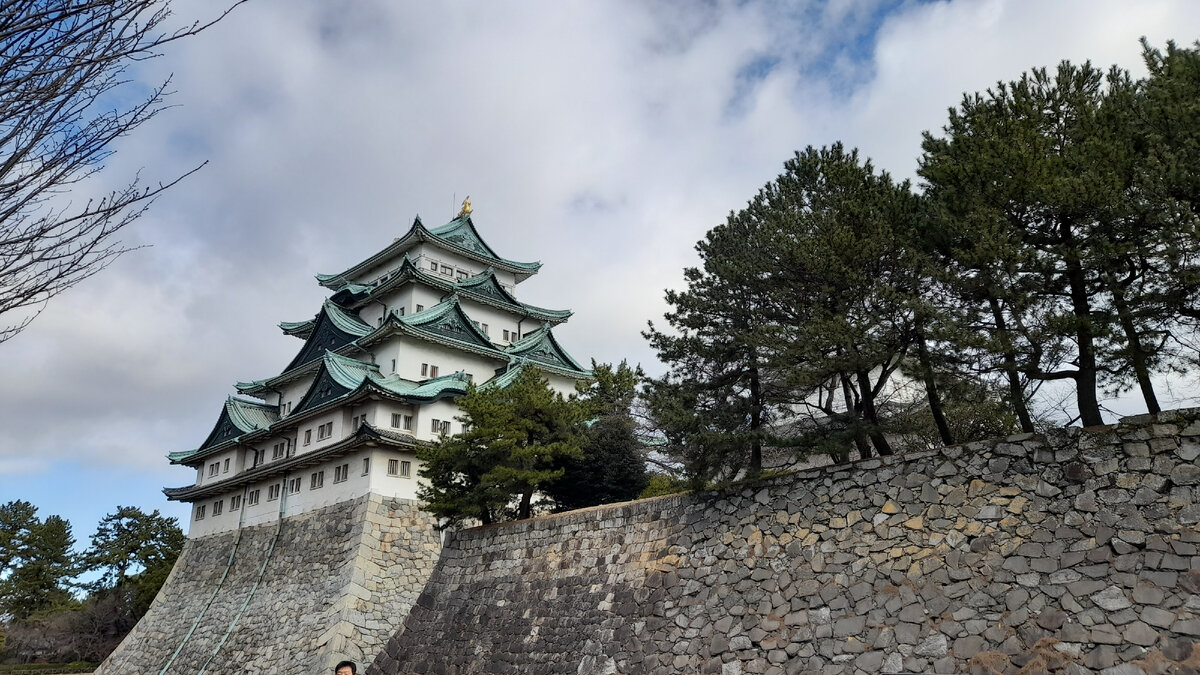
[335,661,356,675]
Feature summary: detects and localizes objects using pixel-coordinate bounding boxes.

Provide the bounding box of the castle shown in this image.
[164,202,591,537]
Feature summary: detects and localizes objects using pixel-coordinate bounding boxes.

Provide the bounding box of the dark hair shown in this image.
[335,661,357,674]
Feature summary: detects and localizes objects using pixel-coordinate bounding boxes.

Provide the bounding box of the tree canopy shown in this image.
[644,39,1200,479]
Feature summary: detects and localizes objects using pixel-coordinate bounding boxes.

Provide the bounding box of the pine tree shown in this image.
[546,361,649,511]
[0,505,77,620]
[644,206,780,479]
[417,365,583,527]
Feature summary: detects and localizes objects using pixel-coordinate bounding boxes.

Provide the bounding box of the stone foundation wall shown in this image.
[370,409,1200,675]
[95,494,440,675]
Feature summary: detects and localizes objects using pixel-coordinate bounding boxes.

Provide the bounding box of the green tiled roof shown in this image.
[294,351,471,415]
[278,318,315,338]
[169,397,279,464]
[505,323,590,374]
[281,300,373,373]
[428,215,542,272]
[316,215,542,291]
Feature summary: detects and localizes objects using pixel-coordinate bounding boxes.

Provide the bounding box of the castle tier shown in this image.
[164,211,592,537]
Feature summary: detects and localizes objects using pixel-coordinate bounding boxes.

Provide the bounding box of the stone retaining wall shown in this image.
[369,409,1200,674]
[95,494,439,674]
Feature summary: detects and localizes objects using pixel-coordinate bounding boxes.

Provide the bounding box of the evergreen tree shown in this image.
[0,505,77,620]
[644,206,781,479]
[417,365,583,527]
[546,361,649,511]
[747,144,926,458]
[918,61,1182,425]
[83,505,184,622]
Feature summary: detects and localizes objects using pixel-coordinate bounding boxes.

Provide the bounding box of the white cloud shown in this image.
[2,0,1200,533]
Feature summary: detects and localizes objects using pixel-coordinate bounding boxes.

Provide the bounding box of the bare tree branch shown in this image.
[0,0,247,342]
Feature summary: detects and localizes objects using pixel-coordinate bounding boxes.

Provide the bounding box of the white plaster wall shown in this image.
[184,446,428,537]
[415,399,463,441]
[366,447,424,501]
[386,338,505,384]
[279,377,314,416]
[456,300,525,346]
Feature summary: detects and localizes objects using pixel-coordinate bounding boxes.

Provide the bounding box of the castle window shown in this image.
[397,307,404,316]
[311,471,324,489]
[208,462,219,477]
[212,500,223,516]
[223,458,230,473]
[403,415,413,431]
[401,461,411,478]
[391,359,397,373]
[248,490,260,506]
[441,264,453,276]
[317,422,333,440]
[456,269,468,280]
[416,304,424,312]
[480,323,488,336]
[303,429,312,445]
[231,495,242,511]
[429,260,437,271]
[362,458,370,475]
[440,420,450,435]
[391,413,402,428]
[272,442,286,459]
[267,484,281,501]
[503,329,510,341]
[334,463,349,483]
[288,478,301,494]
[195,504,206,520]
[421,363,428,377]
[387,459,399,476]
[431,418,440,433]
[430,365,439,377]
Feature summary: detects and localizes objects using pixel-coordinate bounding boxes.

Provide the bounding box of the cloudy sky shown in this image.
[2,0,1200,544]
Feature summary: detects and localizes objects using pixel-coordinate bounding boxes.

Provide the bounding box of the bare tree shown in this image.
[0,0,245,343]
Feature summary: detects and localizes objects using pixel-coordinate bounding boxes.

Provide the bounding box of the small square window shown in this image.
[421,363,428,376]
[248,489,260,506]
[268,484,281,501]
[456,269,468,280]
[431,418,440,433]
[429,260,438,271]
[387,459,399,476]
[362,457,370,475]
[231,495,242,511]
[334,463,350,483]
[480,323,488,336]
[440,420,450,434]
[311,471,324,489]
[430,365,439,377]
[503,329,510,341]
[223,458,230,473]
[416,304,424,312]
[391,413,403,428]
[303,429,312,445]
[403,415,413,431]
[441,264,453,275]
[288,478,301,494]
[195,504,206,520]
[213,500,223,516]
[401,460,411,478]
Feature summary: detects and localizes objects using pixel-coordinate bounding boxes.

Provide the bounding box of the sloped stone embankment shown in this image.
[95,494,439,674]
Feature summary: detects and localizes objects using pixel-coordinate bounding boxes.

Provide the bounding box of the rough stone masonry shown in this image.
[369,408,1200,674]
